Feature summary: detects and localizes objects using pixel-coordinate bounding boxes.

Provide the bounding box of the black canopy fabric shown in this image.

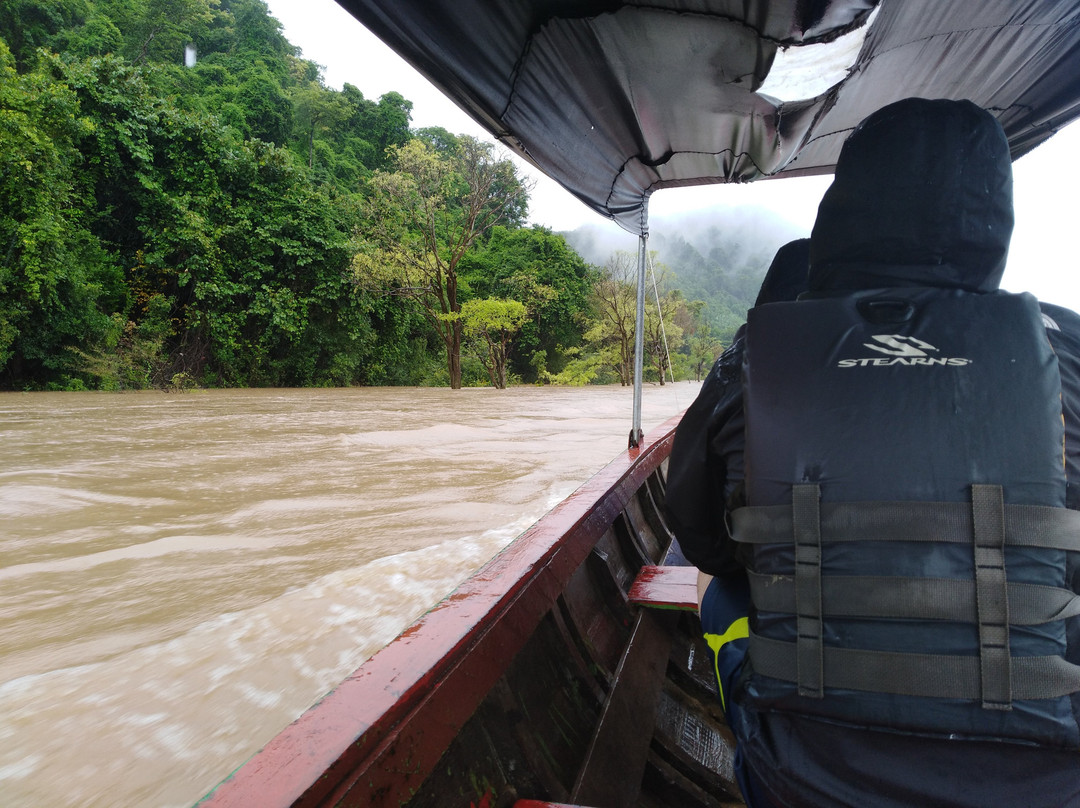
[334,0,1080,235]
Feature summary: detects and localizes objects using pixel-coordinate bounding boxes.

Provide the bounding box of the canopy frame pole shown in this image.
[630,233,647,448]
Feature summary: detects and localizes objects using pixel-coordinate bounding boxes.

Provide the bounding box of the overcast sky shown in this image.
[262,0,1080,311]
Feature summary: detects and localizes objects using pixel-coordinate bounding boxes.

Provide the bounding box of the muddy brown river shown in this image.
[0,384,697,807]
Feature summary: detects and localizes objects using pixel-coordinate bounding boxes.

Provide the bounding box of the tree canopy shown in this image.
[0,0,726,391]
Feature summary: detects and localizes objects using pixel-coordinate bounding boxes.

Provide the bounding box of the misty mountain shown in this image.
[563,205,805,341]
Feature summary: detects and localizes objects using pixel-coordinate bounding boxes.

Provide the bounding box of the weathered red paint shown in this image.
[627,564,699,610]
[198,413,683,808]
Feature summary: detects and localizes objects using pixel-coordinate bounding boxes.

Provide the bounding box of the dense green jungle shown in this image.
[0,0,793,391]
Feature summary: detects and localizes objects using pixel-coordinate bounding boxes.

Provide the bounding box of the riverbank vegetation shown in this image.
[0,0,761,391]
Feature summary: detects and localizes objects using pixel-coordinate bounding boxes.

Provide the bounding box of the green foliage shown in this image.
[677,298,724,381]
[113,0,218,65]
[0,0,91,69]
[358,136,531,388]
[0,0,442,390]
[461,225,595,383]
[0,42,121,386]
[74,299,172,390]
[641,268,684,385]
[586,251,639,385]
[459,298,528,388]
[544,346,605,386]
[537,248,717,387]
[237,69,292,144]
[0,0,719,391]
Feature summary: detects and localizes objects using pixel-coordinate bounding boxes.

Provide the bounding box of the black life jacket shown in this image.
[733,287,1080,749]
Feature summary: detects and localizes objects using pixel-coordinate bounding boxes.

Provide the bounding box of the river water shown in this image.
[0,384,698,808]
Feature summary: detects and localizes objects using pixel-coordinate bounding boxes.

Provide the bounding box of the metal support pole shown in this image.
[630,233,647,447]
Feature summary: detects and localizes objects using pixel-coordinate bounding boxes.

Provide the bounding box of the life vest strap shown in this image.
[747,572,1080,626]
[731,499,1080,551]
[748,632,1080,702]
[972,484,1011,709]
[793,484,823,699]
[741,485,1080,710]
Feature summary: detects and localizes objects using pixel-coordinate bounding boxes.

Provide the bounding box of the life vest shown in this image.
[733,287,1080,749]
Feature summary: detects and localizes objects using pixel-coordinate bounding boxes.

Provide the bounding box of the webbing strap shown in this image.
[748,632,1080,701]
[972,484,1011,710]
[731,500,1080,551]
[747,572,1080,626]
[793,484,823,699]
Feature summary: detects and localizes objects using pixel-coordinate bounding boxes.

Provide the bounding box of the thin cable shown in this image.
[648,258,676,387]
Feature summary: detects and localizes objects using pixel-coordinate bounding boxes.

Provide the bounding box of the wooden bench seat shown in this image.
[627,564,699,611]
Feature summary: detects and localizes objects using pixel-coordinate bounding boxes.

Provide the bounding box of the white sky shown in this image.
[262,0,1080,311]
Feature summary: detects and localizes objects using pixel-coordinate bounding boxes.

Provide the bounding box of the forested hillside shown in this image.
[0,0,758,391]
[566,207,804,343]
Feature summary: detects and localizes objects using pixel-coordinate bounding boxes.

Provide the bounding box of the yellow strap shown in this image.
[704,617,749,711]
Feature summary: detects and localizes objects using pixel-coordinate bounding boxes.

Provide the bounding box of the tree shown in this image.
[460,298,528,388]
[413,125,459,154]
[578,250,691,386]
[590,250,639,385]
[46,51,373,389]
[641,262,684,385]
[0,0,88,69]
[237,67,292,144]
[355,135,530,388]
[291,82,348,168]
[127,0,218,65]
[370,91,413,160]
[0,44,120,387]
[3,0,568,389]
[460,225,595,382]
[223,0,294,59]
[678,299,724,381]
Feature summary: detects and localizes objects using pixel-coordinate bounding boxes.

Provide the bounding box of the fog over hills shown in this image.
[563,204,805,340]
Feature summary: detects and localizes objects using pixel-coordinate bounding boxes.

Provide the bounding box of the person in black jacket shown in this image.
[666,97,1080,808]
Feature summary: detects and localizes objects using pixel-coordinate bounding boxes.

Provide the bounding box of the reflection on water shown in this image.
[0,384,696,807]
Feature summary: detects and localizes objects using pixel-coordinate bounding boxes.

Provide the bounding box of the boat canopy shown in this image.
[333,0,1080,236]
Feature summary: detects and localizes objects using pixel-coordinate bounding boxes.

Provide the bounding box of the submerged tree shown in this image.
[460,297,528,388]
[355,135,530,388]
[460,224,595,383]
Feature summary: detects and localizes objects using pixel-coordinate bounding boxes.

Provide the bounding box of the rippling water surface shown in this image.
[0,384,697,807]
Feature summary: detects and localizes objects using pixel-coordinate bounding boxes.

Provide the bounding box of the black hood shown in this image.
[809,98,1013,294]
[755,238,810,306]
